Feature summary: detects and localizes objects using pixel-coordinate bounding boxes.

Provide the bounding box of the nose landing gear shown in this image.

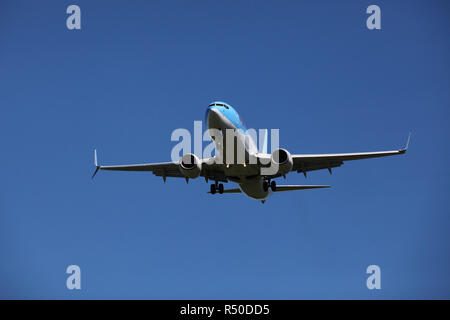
[210,182,224,194]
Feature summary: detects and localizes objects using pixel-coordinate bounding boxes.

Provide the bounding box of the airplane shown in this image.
[92,101,410,203]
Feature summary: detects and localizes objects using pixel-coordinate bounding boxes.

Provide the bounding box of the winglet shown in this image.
[405,132,411,150]
[400,132,411,152]
[92,149,100,179]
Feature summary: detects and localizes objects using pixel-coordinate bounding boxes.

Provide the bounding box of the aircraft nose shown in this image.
[206,107,222,129]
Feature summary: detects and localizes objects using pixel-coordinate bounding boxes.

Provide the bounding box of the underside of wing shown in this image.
[92,150,228,182]
[291,133,410,176]
[253,134,410,178]
[98,162,184,178]
[292,149,406,175]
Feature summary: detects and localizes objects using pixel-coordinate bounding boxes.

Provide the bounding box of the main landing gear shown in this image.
[262,179,276,192]
[210,182,224,194]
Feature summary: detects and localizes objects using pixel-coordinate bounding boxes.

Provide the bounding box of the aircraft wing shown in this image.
[91,150,228,182]
[93,161,184,179]
[291,134,410,176]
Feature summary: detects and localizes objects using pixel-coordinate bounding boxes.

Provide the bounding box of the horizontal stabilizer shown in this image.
[207,185,330,194]
[274,185,330,192]
[207,188,241,194]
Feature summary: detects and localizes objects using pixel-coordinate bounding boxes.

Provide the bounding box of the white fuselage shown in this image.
[206,106,271,200]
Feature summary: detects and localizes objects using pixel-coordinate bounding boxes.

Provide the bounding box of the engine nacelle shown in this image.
[179,153,202,178]
[271,148,293,175]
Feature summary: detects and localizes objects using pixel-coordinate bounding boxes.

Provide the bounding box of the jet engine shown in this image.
[179,153,202,178]
[271,148,293,175]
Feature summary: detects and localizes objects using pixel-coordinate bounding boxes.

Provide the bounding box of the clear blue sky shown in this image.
[1,0,449,299]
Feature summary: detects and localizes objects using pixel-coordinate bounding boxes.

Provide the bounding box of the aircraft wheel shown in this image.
[218,183,224,194]
[210,184,216,194]
[262,180,269,192]
[270,180,276,191]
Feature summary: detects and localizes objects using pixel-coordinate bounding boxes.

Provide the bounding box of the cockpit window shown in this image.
[209,103,229,109]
